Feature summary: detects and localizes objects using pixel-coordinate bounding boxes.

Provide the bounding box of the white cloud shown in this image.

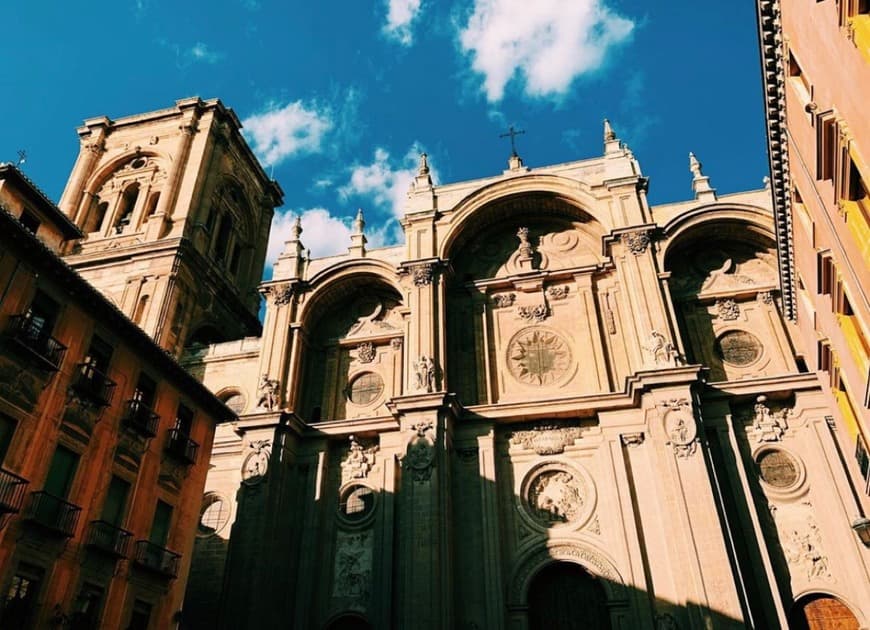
[339,145,434,217]
[242,101,333,167]
[188,42,223,64]
[266,208,400,268]
[458,0,634,102]
[383,0,423,45]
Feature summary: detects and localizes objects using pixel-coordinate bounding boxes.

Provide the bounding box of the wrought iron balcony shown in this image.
[133,540,180,578]
[165,428,199,465]
[86,520,132,557]
[0,468,28,514]
[122,399,159,437]
[23,491,81,537]
[70,363,116,407]
[4,314,67,371]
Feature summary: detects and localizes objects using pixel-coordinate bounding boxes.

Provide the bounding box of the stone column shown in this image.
[61,124,107,221]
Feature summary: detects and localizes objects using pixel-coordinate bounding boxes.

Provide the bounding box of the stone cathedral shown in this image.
[177,122,870,629]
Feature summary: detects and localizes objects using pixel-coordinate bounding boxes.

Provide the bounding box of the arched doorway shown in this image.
[324,613,372,630]
[790,594,859,630]
[527,561,611,630]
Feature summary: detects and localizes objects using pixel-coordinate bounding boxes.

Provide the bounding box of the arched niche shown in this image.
[323,612,373,630]
[527,562,612,630]
[298,274,405,423]
[662,216,789,380]
[444,192,607,405]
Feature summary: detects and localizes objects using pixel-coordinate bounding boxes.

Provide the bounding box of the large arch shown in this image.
[438,174,611,262]
[508,540,628,608]
[527,561,612,630]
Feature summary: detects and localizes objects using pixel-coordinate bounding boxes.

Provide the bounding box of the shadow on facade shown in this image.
[180,421,777,630]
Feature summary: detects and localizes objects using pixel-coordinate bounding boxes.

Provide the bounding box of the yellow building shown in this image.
[758,0,870,510]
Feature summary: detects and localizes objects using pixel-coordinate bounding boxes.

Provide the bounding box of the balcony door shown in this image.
[45,446,78,499]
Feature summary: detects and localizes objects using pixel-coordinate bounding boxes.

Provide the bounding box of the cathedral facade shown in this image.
[183,125,870,629]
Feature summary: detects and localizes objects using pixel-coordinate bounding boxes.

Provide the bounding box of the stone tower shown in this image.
[59,97,283,355]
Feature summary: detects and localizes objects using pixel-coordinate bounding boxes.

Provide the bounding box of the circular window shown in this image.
[221,391,246,414]
[198,493,230,537]
[756,449,798,488]
[339,485,376,522]
[716,330,762,366]
[347,372,383,406]
[130,157,147,169]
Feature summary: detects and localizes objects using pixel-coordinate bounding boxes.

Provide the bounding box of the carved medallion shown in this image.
[241,440,271,485]
[716,330,762,366]
[403,421,435,483]
[521,463,594,529]
[507,328,572,386]
[664,410,698,458]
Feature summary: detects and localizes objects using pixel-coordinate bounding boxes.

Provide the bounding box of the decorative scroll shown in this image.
[509,423,583,455]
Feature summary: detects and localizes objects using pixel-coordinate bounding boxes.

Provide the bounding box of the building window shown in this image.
[114,184,139,234]
[150,500,173,547]
[19,210,40,234]
[817,114,838,182]
[126,600,152,630]
[787,50,811,103]
[198,493,230,537]
[0,414,16,465]
[101,476,131,528]
[0,565,43,628]
[82,198,108,234]
[214,215,233,263]
[817,252,836,295]
[856,434,870,492]
[69,583,104,629]
[219,390,246,414]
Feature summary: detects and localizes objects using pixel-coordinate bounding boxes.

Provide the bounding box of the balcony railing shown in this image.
[122,400,159,437]
[23,491,81,537]
[70,363,116,407]
[86,520,132,557]
[166,428,199,465]
[133,540,180,578]
[4,314,67,371]
[0,469,29,514]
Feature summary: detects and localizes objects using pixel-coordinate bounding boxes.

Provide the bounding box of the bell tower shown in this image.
[59,97,283,355]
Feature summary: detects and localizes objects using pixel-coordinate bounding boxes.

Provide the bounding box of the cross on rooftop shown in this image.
[499,125,525,157]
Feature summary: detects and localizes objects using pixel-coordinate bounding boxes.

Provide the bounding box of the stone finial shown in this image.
[275,215,306,279]
[349,208,367,257]
[688,151,717,201]
[412,152,434,191]
[291,215,303,240]
[603,118,621,155]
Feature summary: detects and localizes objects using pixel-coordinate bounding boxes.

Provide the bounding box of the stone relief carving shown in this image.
[492,293,516,308]
[748,395,789,443]
[410,262,434,286]
[621,229,651,255]
[546,286,569,300]
[660,401,698,458]
[507,328,572,386]
[527,470,588,525]
[270,283,293,306]
[390,337,403,350]
[585,515,601,535]
[655,613,679,630]
[403,421,435,483]
[620,432,645,447]
[509,423,583,455]
[603,292,617,335]
[339,295,402,339]
[332,531,373,601]
[516,227,535,267]
[716,298,741,321]
[341,435,378,483]
[256,374,280,411]
[771,502,832,582]
[643,330,681,367]
[355,342,376,364]
[241,440,271,485]
[757,290,775,305]
[411,355,436,393]
[516,304,550,322]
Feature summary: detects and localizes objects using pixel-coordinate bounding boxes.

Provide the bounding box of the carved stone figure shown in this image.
[270,284,293,306]
[333,531,372,600]
[750,395,789,442]
[256,374,280,411]
[643,330,680,367]
[410,263,434,286]
[341,435,377,482]
[412,355,436,393]
[516,226,534,261]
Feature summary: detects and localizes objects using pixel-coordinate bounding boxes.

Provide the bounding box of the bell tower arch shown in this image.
[59,97,283,355]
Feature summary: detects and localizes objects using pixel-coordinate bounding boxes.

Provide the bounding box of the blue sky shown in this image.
[0,0,766,272]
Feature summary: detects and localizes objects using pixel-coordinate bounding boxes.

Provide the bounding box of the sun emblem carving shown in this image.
[507,328,572,386]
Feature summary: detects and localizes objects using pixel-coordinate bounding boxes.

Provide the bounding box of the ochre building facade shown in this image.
[183,128,870,629]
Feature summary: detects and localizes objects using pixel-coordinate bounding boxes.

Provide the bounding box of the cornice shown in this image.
[757,0,797,320]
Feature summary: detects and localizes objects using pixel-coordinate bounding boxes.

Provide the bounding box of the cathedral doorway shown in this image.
[527,561,612,630]
[789,594,859,630]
